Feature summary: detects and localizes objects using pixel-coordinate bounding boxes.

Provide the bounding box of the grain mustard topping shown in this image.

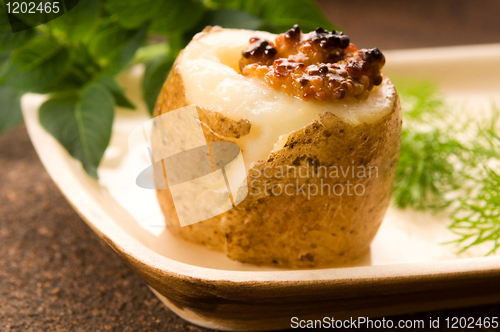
[240,25,385,102]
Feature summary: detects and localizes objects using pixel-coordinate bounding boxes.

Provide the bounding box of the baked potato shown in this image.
[154,26,402,268]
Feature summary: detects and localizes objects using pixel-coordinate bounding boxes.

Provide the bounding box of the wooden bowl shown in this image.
[22,44,500,331]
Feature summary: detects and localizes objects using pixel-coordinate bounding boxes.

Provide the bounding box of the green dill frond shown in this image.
[470,102,500,159]
[393,79,500,254]
[394,78,445,122]
[392,126,464,210]
[448,167,500,255]
[392,78,466,211]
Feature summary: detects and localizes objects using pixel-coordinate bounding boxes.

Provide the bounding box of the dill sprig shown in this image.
[393,79,500,254]
[392,80,466,210]
[396,79,445,122]
[447,120,500,255]
[393,128,463,210]
[448,167,500,255]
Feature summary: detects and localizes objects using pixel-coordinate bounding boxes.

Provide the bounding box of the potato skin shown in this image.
[154,56,227,251]
[154,51,402,268]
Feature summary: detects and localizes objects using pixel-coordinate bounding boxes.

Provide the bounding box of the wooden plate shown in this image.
[22,44,500,331]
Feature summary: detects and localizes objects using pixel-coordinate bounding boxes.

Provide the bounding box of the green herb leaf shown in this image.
[0,86,23,134]
[134,43,169,64]
[94,75,136,109]
[181,8,265,47]
[149,0,205,35]
[142,56,174,115]
[49,0,99,42]
[448,167,500,255]
[191,9,264,32]
[446,117,500,254]
[105,0,161,29]
[201,0,266,17]
[392,79,467,210]
[261,0,336,33]
[0,12,36,54]
[167,33,189,57]
[89,25,147,75]
[394,79,445,122]
[200,0,335,33]
[2,36,70,92]
[0,54,9,76]
[1,0,61,32]
[393,127,464,210]
[393,79,500,254]
[33,72,86,94]
[39,83,115,178]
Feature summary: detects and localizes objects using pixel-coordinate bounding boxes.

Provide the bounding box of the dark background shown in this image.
[2,0,500,331]
[319,0,500,49]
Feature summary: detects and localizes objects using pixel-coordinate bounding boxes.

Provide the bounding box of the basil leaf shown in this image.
[149,0,205,35]
[49,0,99,42]
[0,87,23,134]
[0,54,9,76]
[142,56,173,115]
[94,75,136,110]
[167,33,189,57]
[200,0,335,33]
[105,0,161,29]
[2,36,70,92]
[39,83,115,178]
[1,0,55,32]
[89,26,147,75]
[0,13,35,54]
[202,0,266,17]
[134,43,169,63]
[261,0,336,33]
[181,9,265,47]
[33,71,85,94]
[198,9,264,30]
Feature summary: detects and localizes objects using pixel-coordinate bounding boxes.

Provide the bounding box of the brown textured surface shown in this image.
[2,125,500,331]
[220,98,400,268]
[0,126,217,331]
[2,0,500,330]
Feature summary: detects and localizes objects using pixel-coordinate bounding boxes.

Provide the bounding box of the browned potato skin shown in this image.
[154,51,402,268]
[154,56,227,251]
